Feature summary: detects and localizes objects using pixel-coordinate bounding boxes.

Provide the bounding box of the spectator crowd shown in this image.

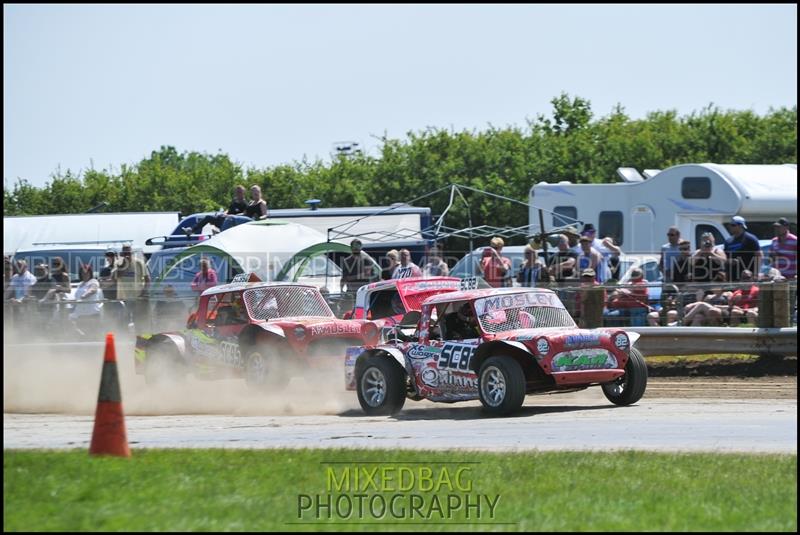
[4,180,796,337]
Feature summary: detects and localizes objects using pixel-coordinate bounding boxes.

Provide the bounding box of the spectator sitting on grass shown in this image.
[681,287,733,326]
[728,270,759,326]
[648,292,680,327]
[605,267,650,324]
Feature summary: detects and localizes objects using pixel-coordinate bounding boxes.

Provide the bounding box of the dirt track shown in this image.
[645,376,796,399]
[3,340,797,453]
[5,392,796,453]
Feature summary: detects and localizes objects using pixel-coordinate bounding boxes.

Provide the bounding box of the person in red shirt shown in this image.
[607,268,650,309]
[729,270,759,326]
[479,237,512,288]
[605,267,650,326]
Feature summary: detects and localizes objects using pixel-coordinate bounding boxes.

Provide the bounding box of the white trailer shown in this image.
[3,212,181,256]
[528,163,797,253]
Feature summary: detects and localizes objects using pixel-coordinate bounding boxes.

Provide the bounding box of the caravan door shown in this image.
[690,220,727,250]
[631,205,655,253]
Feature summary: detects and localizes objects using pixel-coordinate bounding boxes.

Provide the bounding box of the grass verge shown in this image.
[4,449,796,531]
[646,354,759,364]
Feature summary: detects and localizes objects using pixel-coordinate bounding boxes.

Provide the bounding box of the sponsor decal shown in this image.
[188,328,215,344]
[551,349,617,372]
[219,340,243,367]
[344,347,361,366]
[536,338,550,355]
[407,280,460,292]
[459,277,479,291]
[310,322,362,337]
[188,330,243,367]
[564,333,601,348]
[407,344,442,360]
[437,343,478,371]
[344,348,362,389]
[188,331,219,358]
[421,367,438,387]
[475,292,563,315]
[437,369,478,390]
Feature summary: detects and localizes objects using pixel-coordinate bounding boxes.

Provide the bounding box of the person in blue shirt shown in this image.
[723,216,762,282]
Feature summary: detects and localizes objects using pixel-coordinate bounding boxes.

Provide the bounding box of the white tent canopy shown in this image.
[169,220,346,282]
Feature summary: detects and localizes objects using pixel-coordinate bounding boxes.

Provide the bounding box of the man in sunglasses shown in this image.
[659,226,682,283]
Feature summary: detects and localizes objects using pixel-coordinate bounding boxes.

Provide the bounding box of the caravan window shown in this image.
[553,206,577,228]
[682,177,711,199]
[599,211,623,246]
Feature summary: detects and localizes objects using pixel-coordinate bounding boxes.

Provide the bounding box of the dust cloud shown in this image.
[3,330,360,416]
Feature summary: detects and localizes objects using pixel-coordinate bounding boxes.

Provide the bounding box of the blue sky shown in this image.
[3,4,797,189]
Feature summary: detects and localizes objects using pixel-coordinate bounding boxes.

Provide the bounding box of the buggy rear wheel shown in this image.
[144,343,186,386]
[244,348,288,393]
[478,356,525,416]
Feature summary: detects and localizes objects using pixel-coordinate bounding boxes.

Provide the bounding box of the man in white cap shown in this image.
[723,216,762,282]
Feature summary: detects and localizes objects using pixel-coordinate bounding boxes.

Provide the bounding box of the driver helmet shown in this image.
[457,302,474,321]
[391,293,405,315]
[231,294,245,316]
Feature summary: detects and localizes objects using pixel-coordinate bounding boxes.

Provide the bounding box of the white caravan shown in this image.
[3,211,181,256]
[528,163,797,253]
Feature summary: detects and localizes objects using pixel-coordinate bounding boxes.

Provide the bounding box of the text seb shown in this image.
[437,343,477,371]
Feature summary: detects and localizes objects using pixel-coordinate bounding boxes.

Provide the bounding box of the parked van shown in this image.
[528,164,797,253]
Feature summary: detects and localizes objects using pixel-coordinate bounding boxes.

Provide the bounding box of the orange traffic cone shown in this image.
[89,332,131,457]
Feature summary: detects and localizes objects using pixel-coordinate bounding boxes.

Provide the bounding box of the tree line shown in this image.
[4,94,797,241]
